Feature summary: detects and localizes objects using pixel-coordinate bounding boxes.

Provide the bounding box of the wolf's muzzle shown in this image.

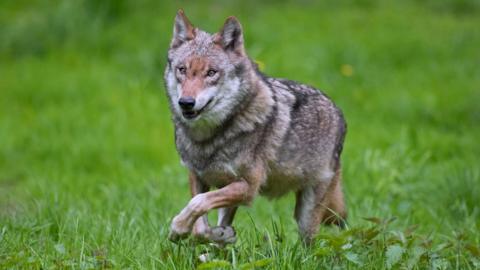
[178,96,196,111]
[179,97,213,120]
[178,96,198,119]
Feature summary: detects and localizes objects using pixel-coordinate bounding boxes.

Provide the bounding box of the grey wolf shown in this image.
[164,10,347,245]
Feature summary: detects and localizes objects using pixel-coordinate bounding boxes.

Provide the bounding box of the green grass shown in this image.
[1,0,480,269]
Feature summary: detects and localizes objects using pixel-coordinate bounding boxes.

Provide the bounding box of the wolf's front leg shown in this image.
[210,207,239,244]
[168,179,256,243]
[169,172,209,242]
[217,207,238,226]
[187,207,239,244]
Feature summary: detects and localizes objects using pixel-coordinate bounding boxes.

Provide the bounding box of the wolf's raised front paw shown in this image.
[168,216,191,242]
[208,226,236,245]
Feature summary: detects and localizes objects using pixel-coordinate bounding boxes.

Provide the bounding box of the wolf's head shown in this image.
[164,10,254,133]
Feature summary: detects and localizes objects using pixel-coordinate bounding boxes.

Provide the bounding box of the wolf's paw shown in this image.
[208,226,236,245]
[168,229,190,242]
[192,227,211,243]
[168,217,191,242]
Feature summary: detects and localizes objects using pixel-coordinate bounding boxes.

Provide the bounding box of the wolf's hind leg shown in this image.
[294,168,345,244]
[295,185,327,244]
[321,169,347,228]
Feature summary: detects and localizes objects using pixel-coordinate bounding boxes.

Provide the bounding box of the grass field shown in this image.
[1,0,480,269]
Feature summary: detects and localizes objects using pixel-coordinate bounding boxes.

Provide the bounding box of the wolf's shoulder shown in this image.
[264,77,336,109]
[266,77,317,94]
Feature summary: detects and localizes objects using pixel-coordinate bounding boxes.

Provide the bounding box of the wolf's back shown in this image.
[266,77,347,172]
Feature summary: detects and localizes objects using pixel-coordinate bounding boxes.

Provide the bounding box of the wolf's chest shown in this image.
[177,132,249,187]
[192,161,240,188]
[260,164,305,198]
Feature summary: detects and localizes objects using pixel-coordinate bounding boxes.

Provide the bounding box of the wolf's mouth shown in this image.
[182,98,213,120]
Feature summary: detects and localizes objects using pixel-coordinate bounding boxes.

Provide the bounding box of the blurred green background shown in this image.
[1,0,479,268]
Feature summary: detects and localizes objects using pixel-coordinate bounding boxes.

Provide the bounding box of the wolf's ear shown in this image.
[171,9,195,48]
[216,16,245,55]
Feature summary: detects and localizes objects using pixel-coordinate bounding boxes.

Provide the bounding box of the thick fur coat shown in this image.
[164,10,347,244]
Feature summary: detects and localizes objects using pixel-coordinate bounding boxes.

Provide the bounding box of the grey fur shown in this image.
[164,12,347,244]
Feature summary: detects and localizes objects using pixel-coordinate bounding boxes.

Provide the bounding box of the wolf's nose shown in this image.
[178,97,196,110]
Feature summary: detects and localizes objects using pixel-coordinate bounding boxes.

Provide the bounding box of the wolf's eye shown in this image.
[178,66,186,75]
[206,69,217,77]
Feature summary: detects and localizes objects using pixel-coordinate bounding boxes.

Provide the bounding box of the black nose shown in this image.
[178,97,195,110]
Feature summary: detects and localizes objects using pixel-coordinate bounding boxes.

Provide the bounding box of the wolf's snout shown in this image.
[178,97,196,111]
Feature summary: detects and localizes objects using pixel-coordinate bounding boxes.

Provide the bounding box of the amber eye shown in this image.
[178,66,186,75]
[206,69,217,77]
